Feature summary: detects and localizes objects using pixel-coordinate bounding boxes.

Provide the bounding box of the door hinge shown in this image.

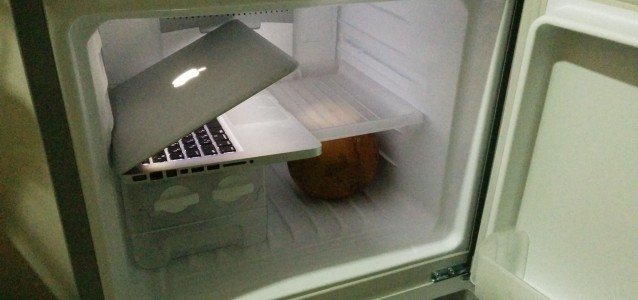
[431,263,470,283]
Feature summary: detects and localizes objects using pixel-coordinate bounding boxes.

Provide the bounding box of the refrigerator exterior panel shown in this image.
[0,1,80,299]
[473,1,638,299]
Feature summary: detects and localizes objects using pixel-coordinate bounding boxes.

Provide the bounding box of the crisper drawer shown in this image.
[119,166,267,269]
[120,166,265,233]
[130,207,267,269]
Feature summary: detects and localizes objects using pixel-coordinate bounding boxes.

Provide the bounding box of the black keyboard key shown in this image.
[207,127,224,135]
[206,119,221,128]
[169,152,185,160]
[219,146,236,153]
[184,143,198,150]
[168,145,182,153]
[211,133,228,142]
[195,127,207,135]
[201,145,217,156]
[198,137,213,145]
[142,159,150,165]
[186,149,201,158]
[216,140,233,147]
[196,132,210,140]
[181,135,195,145]
[153,152,167,162]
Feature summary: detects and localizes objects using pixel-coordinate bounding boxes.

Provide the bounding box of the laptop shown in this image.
[109,20,320,178]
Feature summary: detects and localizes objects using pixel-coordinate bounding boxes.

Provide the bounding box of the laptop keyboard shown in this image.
[143,119,236,165]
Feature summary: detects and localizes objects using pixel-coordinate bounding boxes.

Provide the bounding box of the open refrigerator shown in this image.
[2,0,638,299]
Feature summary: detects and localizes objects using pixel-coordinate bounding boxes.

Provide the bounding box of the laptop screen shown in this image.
[109,20,300,174]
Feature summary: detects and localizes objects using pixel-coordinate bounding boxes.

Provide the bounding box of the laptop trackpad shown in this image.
[225,90,288,125]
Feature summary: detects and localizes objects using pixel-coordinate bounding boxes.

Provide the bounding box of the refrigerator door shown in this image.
[472,1,638,299]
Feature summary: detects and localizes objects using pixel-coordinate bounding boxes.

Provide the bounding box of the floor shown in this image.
[0,232,55,299]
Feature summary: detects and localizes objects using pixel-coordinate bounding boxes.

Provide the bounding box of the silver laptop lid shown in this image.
[110,20,298,174]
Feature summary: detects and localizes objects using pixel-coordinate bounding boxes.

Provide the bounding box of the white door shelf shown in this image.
[269,72,425,141]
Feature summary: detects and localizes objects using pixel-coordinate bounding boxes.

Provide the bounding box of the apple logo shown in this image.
[172,67,207,88]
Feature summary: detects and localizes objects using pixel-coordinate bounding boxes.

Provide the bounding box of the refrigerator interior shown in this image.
[83,0,510,298]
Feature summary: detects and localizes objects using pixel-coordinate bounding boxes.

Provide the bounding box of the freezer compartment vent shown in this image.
[269,67,424,142]
[160,10,293,33]
[127,161,254,183]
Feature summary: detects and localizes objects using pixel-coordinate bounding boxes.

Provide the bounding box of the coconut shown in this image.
[287,134,379,200]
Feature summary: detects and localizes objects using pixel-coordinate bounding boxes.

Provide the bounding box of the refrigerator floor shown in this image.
[143,161,438,299]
